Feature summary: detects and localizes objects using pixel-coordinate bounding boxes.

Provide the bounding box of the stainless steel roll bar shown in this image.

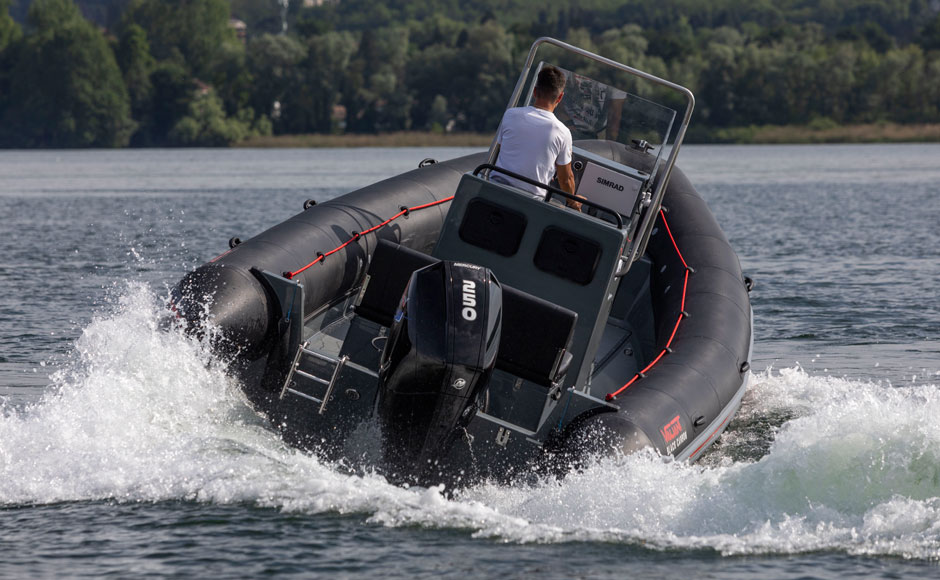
[487,37,695,270]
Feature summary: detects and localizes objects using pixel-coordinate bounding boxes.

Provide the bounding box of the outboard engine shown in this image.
[376,260,502,477]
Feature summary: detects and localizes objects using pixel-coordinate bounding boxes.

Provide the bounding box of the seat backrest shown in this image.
[357,239,578,387]
[356,239,437,327]
[496,286,577,387]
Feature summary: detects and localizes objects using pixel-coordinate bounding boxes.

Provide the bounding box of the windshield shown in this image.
[520,62,678,184]
[529,65,676,155]
[490,37,695,267]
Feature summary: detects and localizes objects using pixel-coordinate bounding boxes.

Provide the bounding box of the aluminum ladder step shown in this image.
[279,341,348,415]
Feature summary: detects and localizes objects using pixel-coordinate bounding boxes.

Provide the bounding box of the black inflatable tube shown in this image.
[556,141,749,457]
[174,153,486,356]
[618,164,750,453]
[175,145,751,461]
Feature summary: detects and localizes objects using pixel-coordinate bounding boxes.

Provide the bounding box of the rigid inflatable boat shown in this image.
[172,38,753,485]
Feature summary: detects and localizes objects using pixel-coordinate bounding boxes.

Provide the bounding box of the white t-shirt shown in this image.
[494,106,572,199]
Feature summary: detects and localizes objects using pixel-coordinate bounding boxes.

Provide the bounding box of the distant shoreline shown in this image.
[235,123,940,148]
[234,132,494,148]
[700,122,940,144]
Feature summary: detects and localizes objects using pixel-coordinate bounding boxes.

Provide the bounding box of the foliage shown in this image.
[116,0,262,146]
[245,32,308,132]
[918,13,940,52]
[139,61,193,146]
[0,0,22,123]
[2,0,940,147]
[115,22,154,129]
[1,0,133,147]
[0,0,20,52]
[121,0,236,79]
[168,90,259,146]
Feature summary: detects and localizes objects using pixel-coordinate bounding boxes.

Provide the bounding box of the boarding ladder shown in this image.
[279,341,348,415]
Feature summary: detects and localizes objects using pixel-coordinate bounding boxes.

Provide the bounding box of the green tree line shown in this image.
[0,0,938,147]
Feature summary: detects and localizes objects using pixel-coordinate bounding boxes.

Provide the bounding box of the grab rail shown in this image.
[473,164,624,229]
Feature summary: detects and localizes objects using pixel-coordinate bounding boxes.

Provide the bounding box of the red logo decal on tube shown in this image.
[661,415,683,443]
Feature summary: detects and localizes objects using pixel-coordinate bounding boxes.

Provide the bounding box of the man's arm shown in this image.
[556,162,583,211]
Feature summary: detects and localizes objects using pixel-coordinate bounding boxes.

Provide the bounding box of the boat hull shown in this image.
[172,147,752,482]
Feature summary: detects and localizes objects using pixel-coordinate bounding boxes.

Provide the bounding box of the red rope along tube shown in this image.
[605,208,691,401]
[284,196,455,280]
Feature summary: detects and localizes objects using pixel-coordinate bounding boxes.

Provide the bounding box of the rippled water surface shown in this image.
[1,145,938,577]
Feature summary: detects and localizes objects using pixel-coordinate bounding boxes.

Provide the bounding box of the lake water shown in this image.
[1,145,938,577]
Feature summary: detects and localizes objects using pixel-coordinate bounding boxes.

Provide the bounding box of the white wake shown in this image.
[2,284,938,559]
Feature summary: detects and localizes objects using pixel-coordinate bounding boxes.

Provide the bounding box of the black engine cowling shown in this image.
[376,260,502,476]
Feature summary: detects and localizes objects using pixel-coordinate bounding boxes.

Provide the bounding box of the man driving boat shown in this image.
[493,65,582,211]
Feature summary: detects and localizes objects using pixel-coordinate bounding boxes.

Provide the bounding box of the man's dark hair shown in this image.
[534,65,566,101]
